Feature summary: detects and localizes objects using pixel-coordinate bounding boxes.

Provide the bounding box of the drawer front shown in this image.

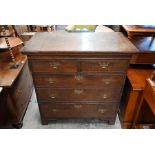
[39,103,117,118]
[81,59,129,73]
[30,60,77,73]
[36,88,122,102]
[33,74,125,88]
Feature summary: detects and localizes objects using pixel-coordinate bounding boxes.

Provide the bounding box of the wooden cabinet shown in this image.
[22,32,137,125]
[0,55,33,128]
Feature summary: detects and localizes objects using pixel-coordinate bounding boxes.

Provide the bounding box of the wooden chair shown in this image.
[132,71,155,128]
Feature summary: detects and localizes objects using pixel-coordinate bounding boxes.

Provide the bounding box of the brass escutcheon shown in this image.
[74,89,84,94]
[99,62,109,69]
[74,105,82,109]
[50,62,60,69]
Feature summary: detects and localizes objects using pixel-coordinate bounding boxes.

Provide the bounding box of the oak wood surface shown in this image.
[22,32,137,53]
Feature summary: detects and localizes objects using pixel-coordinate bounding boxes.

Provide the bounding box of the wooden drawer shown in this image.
[39,103,117,119]
[33,74,125,88]
[36,88,122,102]
[30,60,77,73]
[81,59,129,73]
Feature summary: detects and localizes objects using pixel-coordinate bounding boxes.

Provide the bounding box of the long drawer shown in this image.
[30,59,129,73]
[33,74,125,88]
[39,103,117,119]
[36,88,122,102]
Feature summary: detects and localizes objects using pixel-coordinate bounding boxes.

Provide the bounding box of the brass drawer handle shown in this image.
[50,62,60,69]
[98,109,106,114]
[48,78,55,84]
[102,94,108,99]
[99,62,109,69]
[52,109,57,112]
[17,90,22,94]
[104,79,111,85]
[74,105,82,109]
[74,89,84,94]
[75,74,83,81]
[49,95,56,99]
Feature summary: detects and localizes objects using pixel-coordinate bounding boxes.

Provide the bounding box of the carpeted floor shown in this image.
[22,91,121,129]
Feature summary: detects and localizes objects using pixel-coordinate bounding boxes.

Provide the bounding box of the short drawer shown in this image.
[30,60,77,73]
[33,74,125,88]
[39,103,117,118]
[81,59,129,73]
[36,88,122,102]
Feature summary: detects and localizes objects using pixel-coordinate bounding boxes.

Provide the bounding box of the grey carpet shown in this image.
[22,90,121,129]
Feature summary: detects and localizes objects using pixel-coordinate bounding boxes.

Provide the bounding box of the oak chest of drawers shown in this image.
[22,32,137,125]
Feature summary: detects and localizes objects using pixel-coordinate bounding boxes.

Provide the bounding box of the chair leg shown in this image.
[132,100,144,128]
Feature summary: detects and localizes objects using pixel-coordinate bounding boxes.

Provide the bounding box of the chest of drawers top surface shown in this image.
[22,32,137,54]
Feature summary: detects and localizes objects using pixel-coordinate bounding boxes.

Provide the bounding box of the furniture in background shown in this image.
[122,25,155,39]
[15,25,55,42]
[0,37,33,128]
[130,36,155,64]
[119,27,155,129]
[13,25,35,42]
[132,72,155,128]
[35,25,55,32]
[0,25,16,38]
[119,65,155,128]
[22,32,137,125]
